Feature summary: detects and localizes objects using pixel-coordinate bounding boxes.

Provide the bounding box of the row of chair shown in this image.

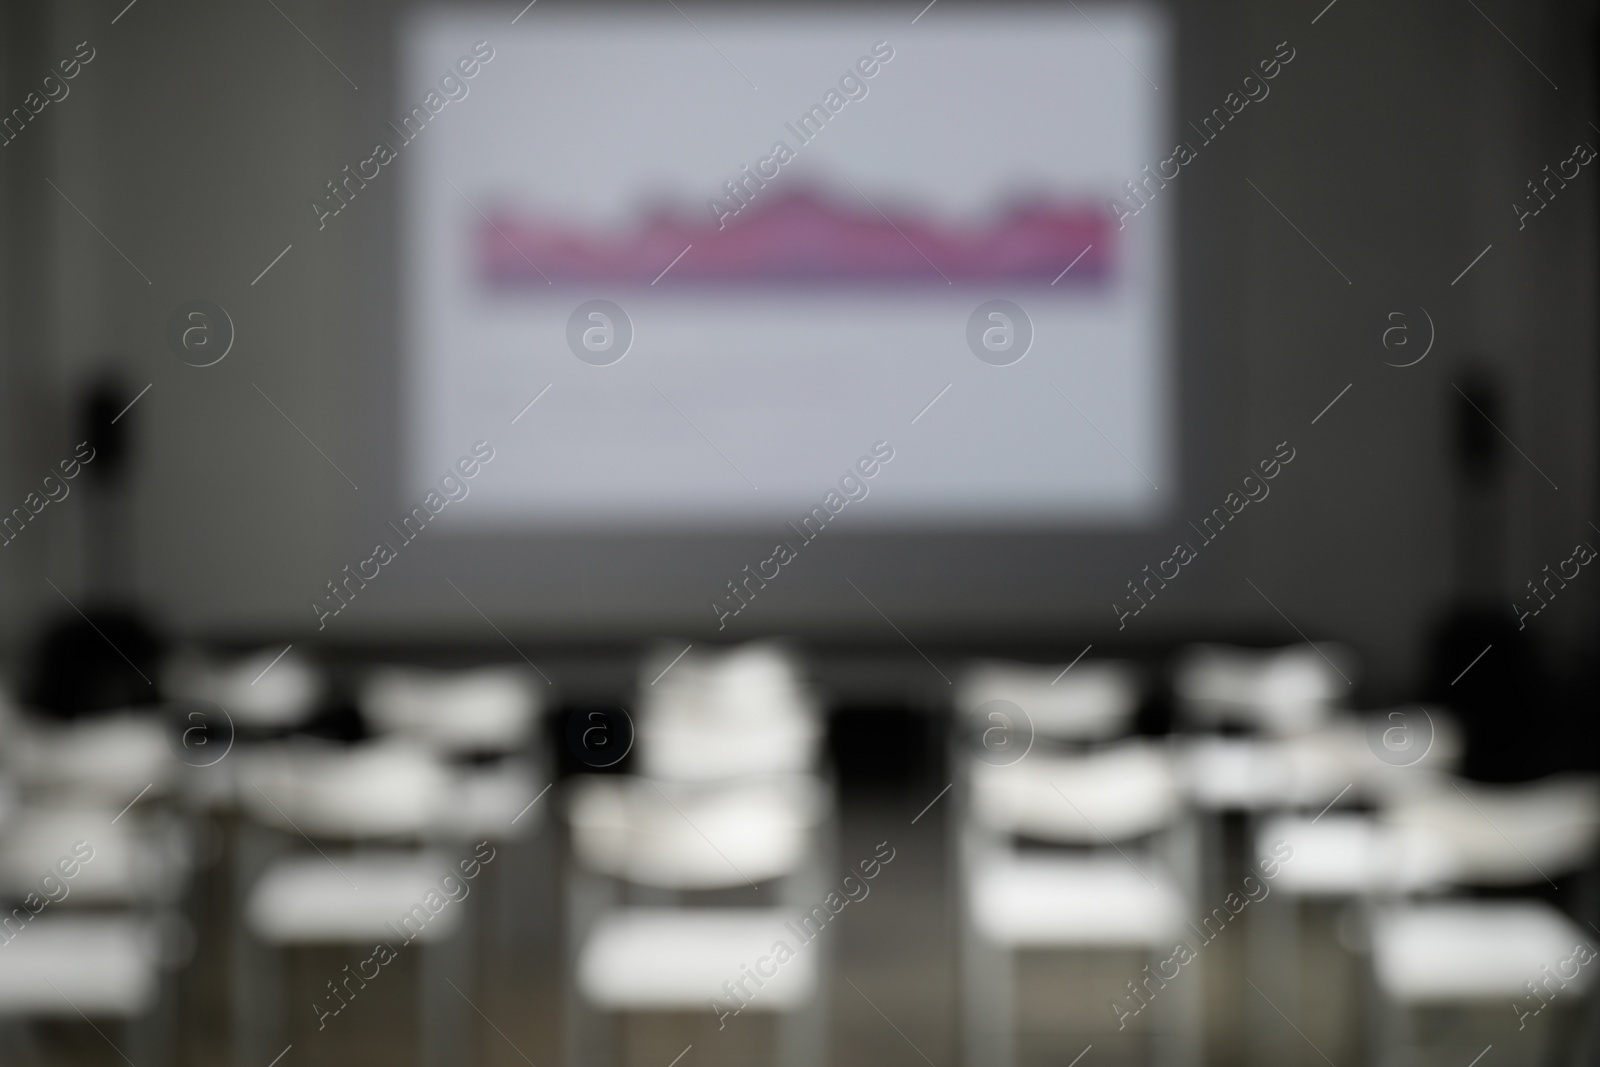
[0,651,547,1066]
[566,643,831,1067]
[0,640,1592,1065]
[956,644,1600,1066]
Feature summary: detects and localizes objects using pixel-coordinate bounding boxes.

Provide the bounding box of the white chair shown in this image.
[565,642,831,1067]
[1174,643,1362,954]
[232,737,475,1067]
[161,647,325,818]
[1244,811,1459,1065]
[0,915,168,1063]
[958,737,1198,1067]
[1366,774,1600,1067]
[1227,706,1461,1064]
[564,773,832,1067]
[0,800,191,1065]
[360,663,552,969]
[1174,643,1357,737]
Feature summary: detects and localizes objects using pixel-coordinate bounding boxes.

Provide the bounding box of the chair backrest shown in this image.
[238,737,452,840]
[969,739,1179,844]
[1381,773,1600,888]
[163,647,321,731]
[1255,812,1460,896]
[360,665,542,756]
[1356,705,1463,802]
[641,642,811,720]
[566,774,827,889]
[636,642,821,781]
[1174,643,1356,736]
[12,713,177,802]
[957,660,1140,743]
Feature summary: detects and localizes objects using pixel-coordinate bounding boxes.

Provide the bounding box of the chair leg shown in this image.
[1155,947,1203,1067]
[778,991,828,1067]
[565,995,616,1067]
[1368,990,1413,1067]
[421,923,473,1067]
[128,963,179,1067]
[1247,891,1299,1066]
[232,932,284,1067]
[961,919,1012,1067]
[1567,975,1600,1067]
[777,918,829,1067]
[233,820,287,1067]
[565,868,617,1067]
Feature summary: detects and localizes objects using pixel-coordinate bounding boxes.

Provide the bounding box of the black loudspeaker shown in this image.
[24,609,163,717]
[24,372,164,719]
[1424,370,1589,781]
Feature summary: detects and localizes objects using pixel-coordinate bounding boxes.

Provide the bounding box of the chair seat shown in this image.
[0,916,159,1017]
[969,853,1186,948]
[578,908,816,1010]
[1373,901,1592,1003]
[247,853,465,944]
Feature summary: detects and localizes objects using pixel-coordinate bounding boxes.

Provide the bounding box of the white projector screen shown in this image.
[402,5,1170,528]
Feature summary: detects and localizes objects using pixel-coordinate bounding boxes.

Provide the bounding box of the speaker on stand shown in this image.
[24,370,164,719]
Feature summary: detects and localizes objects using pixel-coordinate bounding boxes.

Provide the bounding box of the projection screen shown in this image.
[401,5,1171,528]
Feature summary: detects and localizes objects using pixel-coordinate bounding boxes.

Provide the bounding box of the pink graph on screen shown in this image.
[475,189,1113,287]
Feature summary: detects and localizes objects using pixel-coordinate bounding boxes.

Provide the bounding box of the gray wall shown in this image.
[4,0,1596,697]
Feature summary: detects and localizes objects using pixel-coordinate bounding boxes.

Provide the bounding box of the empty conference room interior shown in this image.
[1,0,1598,1064]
